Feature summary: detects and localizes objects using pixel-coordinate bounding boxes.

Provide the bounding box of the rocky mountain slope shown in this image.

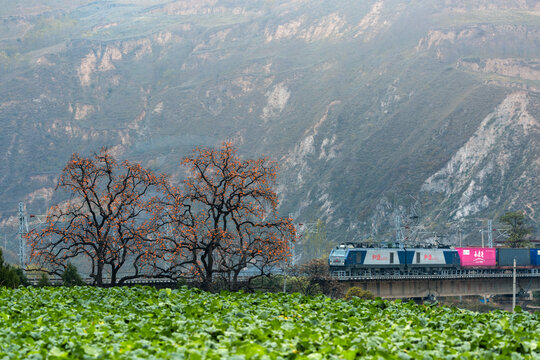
[0,0,539,260]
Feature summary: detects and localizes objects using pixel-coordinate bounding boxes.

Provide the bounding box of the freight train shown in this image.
[328,243,540,277]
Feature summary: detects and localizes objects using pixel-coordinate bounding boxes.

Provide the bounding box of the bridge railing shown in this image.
[331,268,540,281]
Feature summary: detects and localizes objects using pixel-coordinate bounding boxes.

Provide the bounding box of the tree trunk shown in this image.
[96,260,104,287]
[111,266,117,286]
[201,244,214,290]
[232,270,240,292]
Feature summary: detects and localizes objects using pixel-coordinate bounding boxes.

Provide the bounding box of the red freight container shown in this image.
[456,248,496,267]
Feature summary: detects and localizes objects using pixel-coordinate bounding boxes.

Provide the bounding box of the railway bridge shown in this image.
[33,269,540,300]
[338,271,540,299]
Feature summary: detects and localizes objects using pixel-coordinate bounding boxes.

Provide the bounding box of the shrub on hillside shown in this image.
[37,273,51,287]
[297,257,348,298]
[285,276,323,296]
[61,263,84,286]
[177,277,187,288]
[0,248,20,288]
[15,267,30,286]
[344,286,375,300]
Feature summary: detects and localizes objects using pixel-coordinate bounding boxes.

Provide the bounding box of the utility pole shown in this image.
[298,221,319,261]
[283,215,303,293]
[488,219,493,248]
[283,238,296,293]
[395,215,404,248]
[18,202,28,270]
[480,229,484,248]
[512,258,516,312]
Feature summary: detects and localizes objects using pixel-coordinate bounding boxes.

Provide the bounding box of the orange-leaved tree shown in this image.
[26,149,167,286]
[160,142,296,290]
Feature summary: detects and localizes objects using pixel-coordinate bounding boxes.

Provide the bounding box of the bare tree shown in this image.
[27,149,166,286]
[160,142,296,290]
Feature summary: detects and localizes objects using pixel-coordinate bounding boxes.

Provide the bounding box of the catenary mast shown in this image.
[18,202,28,270]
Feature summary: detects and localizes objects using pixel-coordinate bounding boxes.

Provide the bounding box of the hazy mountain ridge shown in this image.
[0,0,539,261]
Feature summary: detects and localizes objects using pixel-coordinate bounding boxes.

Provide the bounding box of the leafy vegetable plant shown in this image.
[0,287,539,359]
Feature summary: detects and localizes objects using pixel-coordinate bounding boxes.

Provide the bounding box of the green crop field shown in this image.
[0,286,539,359]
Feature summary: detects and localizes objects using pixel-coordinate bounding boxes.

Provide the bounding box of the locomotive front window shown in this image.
[332,250,347,256]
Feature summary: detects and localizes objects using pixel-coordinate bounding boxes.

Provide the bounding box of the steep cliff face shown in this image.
[0,0,538,253]
[422,92,540,220]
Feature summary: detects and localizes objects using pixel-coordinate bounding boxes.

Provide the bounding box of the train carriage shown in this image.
[497,248,531,267]
[456,248,497,267]
[406,249,460,274]
[329,246,407,276]
[531,249,540,266]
